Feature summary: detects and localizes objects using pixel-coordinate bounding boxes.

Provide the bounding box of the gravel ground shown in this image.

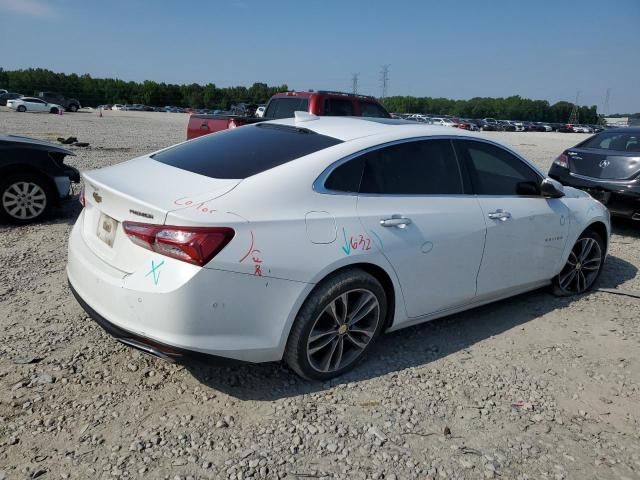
[1,109,639,480]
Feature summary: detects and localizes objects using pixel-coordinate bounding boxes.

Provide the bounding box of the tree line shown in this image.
[1,68,599,122]
[382,95,599,124]
[0,68,288,109]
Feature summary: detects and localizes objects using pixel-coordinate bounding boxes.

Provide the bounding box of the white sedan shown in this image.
[7,97,63,113]
[67,115,610,379]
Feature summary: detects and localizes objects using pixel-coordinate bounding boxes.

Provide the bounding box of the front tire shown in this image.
[17,105,26,112]
[50,107,59,114]
[285,269,387,380]
[0,174,52,223]
[68,104,78,112]
[552,230,604,296]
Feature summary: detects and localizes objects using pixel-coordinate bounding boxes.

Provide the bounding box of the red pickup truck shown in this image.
[186,90,391,140]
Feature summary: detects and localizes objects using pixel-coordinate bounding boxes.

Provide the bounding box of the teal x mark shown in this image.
[145,260,165,286]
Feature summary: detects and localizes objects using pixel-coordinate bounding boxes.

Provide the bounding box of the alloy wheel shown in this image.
[557,237,602,294]
[306,288,380,373]
[2,181,48,220]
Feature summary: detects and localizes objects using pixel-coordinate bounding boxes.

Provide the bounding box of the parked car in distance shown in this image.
[0,92,22,106]
[187,90,391,139]
[549,127,640,220]
[37,92,81,112]
[558,124,575,133]
[7,97,63,114]
[573,125,593,134]
[0,135,79,223]
[255,105,266,118]
[430,117,456,127]
[0,89,7,95]
[112,104,124,111]
[68,116,610,380]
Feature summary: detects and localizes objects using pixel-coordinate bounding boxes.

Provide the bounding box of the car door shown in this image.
[28,99,47,112]
[352,139,486,319]
[453,139,569,298]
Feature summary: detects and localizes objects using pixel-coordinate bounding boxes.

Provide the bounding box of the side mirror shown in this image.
[540,178,565,198]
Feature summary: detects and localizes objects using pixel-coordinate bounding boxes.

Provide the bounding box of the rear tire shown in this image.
[50,107,59,114]
[68,104,78,112]
[17,105,26,112]
[552,230,605,296]
[285,269,387,380]
[0,173,52,223]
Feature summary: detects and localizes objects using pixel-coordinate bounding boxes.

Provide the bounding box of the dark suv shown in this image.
[37,92,81,112]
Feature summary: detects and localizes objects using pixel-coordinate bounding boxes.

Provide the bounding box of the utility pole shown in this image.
[604,88,611,116]
[380,64,390,102]
[568,90,580,124]
[351,73,359,95]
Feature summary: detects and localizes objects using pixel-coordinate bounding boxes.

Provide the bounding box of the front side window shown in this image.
[359,139,463,195]
[323,98,354,116]
[455,140,541,196]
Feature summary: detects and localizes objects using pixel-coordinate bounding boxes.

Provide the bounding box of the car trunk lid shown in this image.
[567,148,640,180]
[81,156,240,273]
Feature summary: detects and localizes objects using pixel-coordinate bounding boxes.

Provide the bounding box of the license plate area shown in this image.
[97,213,118,247]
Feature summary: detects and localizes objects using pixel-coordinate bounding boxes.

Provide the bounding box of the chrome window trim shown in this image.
[569,171,638,185]
[313,135,545,197]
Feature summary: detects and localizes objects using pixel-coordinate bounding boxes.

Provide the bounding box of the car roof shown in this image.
[266,115,482,142]
[602,127,640,134]
[0,134,74,155]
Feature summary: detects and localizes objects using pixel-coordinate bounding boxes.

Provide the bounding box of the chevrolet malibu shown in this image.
[68,115,610,380]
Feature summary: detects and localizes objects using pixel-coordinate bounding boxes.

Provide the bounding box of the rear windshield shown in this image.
[264,97,310,119]
[152,123,342,179]
[580,132,640,152]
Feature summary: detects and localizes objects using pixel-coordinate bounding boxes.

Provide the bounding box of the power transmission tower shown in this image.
[568,91,580,124]
[604,88,611,116]
[351,73,359,95]
[380,64,390,101]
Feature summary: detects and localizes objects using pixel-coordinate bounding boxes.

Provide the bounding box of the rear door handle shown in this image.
[380,215,412,228]
[487,209,512,221]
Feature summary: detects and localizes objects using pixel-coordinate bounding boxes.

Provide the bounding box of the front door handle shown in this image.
[380,215,412,228]
[487,209,512,221]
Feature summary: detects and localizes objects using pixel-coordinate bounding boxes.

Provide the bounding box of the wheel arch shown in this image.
[0,165,59,206]
[583,220,609,254]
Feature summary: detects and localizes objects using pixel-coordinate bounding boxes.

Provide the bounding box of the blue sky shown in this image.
[1,0,639,113]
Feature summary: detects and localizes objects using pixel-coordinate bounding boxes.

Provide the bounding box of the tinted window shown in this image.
[324,156,365,192]
[264,97,310,119]
[360,102,390,118]
[153,124,342,179]
[582,132,639,152]
[324,99,354,116]
[359,140,463,195]
[456,140,541,196]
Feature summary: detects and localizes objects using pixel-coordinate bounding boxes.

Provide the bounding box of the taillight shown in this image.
[79,184,85,207]
[554,153,569,168]
[122,222,234,266]
[228,119,237,129]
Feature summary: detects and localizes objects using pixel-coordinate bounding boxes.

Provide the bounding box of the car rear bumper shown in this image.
[66,216,309,362]
[549,165,640,219]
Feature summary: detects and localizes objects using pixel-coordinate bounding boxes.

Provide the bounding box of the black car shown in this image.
[549,128,640,220]
[0,92,22,106]
[0,135,80,223]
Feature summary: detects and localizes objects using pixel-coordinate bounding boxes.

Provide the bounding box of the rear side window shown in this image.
[359,102,390,118]
[264,97,310,119]
[359,140,463,195]
[153,124,342,179]
[324,98,354,116]
[324,156,365,192]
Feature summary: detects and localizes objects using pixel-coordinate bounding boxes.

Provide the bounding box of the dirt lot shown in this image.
[1,109,639,480]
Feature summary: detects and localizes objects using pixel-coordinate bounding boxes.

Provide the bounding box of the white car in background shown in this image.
[430,117,456,127]
[67,116,610,380]
[255,106,266,118]
[112,104,124,111]
[7,97,63,113]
